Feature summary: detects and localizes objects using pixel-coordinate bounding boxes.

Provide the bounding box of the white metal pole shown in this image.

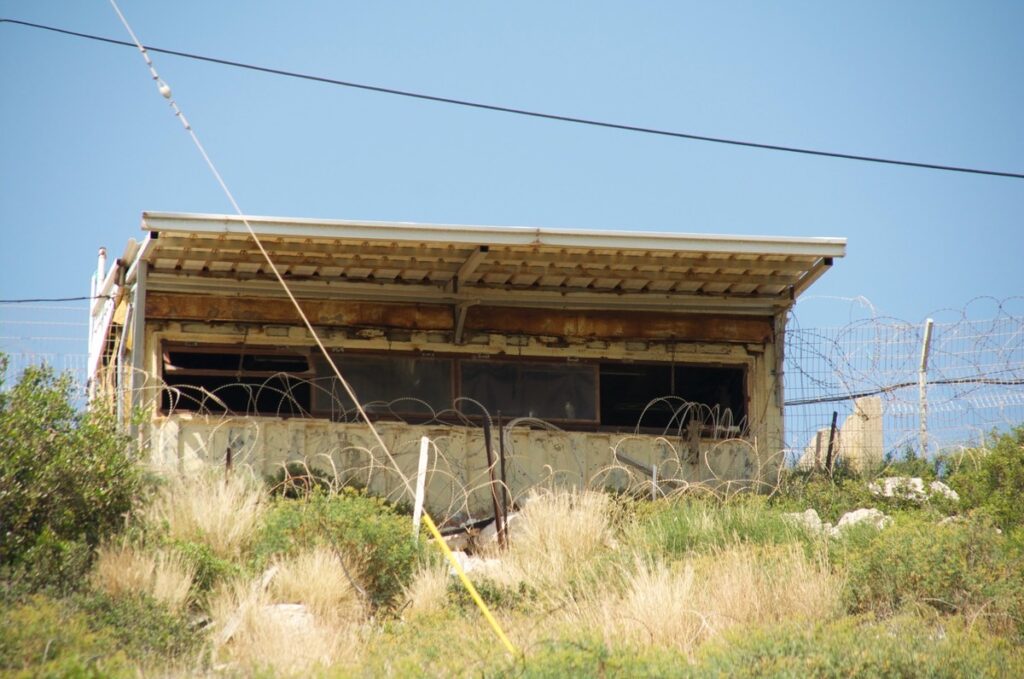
[412,436,430,540]
[918,318,934,456]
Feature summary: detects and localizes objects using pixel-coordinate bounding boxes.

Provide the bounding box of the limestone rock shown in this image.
[831,507,891,536]
[868,477,959,503]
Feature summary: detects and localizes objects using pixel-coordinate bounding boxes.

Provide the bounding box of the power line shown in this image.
[3,17,1023,181]
[0,296,107,304]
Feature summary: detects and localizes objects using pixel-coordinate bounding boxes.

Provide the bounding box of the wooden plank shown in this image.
[465,307,774,343]
[145,292,774,343]
[145,292,453,330]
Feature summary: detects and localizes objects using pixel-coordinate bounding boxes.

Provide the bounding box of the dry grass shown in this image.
[401,562,451,621]
[568,543,841,656]
[484,488,615,590]
[270,546,365,623]
[209,574,364,676]
[90,543,195,611]
[145,470,265,559]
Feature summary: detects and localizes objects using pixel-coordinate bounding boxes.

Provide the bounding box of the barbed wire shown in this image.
[785,296,1024,464]
[3,297,1023,488]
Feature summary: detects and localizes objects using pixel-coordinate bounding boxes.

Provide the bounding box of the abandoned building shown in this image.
[88,212,845,521]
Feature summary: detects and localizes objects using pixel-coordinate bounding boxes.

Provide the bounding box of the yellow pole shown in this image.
[420,513,517,656]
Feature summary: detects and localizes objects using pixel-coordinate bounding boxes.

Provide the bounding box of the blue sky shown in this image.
[1,1,1022,339]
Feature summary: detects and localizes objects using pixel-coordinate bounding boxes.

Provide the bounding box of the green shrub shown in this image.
[169,539,242,593]
[771,469,880,523]
[73,590,201,664]
[497,640,687,678]
[635,495,813,558]
[0,594,132,677]
[251,487,421,608]
[881,445,942,480]
[0,590,199,677]
[835,514,1024,638]
[447,578,538,612]
[0,360,140,589]
[948,425,1024,531]
[265,462,335,498]
[695,615,1024,678]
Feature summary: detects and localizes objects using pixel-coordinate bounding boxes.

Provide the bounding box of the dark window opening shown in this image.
[159,343,747,434]
[600,363,746,431]
[459,360,597,421]
[312,354,453,420]
[599,364,673,428]
[161,346,311,416]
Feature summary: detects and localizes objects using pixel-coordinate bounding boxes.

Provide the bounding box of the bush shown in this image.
[0,593,132,677]
[169,539,241,593]
[835,514,1024,638]
[948,425,1024,531]
[265,462,335,498]
[771,468,880,523]
[251,487,421,608]
[695,615,1024,678]
[73,590,201,664]
[0,360,140,589]
[636,495,813,557]
[0,590,200,676]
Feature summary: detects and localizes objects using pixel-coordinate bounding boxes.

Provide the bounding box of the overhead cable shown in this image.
[0,296,109,304]
[2,17,1022,181]
[103,1,518,655]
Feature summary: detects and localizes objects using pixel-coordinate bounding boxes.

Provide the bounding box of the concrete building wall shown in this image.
[135,309,785,520]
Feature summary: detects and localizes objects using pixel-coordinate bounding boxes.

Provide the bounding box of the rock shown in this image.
[928,481,959,502]
[868,477,959,504]
[782,508,825,534]
[262,603,315,633]
[478,512,523,546]
[442,531,473,552]
[831,508,891,536]
[448,550,501,577]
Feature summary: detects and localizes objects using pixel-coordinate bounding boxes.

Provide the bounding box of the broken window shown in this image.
[312,353,453,420]
[459,360,597,422]
[161,345,312,415]
[599,362,746,431]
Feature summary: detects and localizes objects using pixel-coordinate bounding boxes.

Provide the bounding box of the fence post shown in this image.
[918,318,935,456]
[412,436,430,541]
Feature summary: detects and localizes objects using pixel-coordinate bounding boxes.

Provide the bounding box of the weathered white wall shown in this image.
[148,414,770,522]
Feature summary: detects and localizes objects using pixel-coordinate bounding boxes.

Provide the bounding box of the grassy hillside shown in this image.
[3,361,1023,677]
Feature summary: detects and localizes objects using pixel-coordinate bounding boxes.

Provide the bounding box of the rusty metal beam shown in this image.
[465,307,774,343]
[144,292,773,342]
[145,292,453,330]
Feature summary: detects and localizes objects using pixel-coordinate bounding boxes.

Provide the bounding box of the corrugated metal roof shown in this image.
[134,212,845,313]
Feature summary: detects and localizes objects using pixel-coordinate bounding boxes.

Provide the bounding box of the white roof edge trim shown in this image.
[141,212,847,258]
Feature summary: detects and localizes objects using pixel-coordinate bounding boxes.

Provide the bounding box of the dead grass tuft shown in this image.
[569,543,841,655]
[90,543,195,611]
[486,488,615,590]
[209,574,364,675]
[146,470,265,559]
[401,562,451,620]
[270,546,365,623]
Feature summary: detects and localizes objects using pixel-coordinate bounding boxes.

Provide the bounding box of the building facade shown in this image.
[89,212,844,522]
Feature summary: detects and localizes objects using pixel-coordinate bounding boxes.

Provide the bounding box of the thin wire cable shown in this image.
[105,1,517,656]
[3,16,1023,181]
[0,296,108,303]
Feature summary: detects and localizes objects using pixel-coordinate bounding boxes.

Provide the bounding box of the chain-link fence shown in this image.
[784,298,1024,466]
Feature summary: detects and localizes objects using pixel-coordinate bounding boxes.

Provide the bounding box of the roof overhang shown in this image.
[133,212,846,315]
